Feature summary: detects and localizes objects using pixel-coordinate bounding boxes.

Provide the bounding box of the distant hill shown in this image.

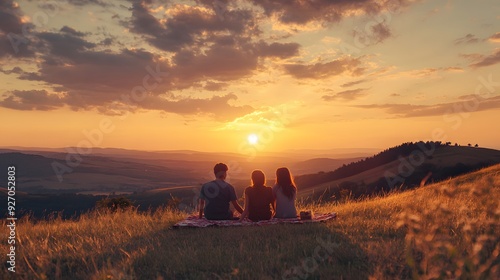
[295,142,500,201]
[0,148,361,195]
[0,152,203,194]
[290,157,364,175]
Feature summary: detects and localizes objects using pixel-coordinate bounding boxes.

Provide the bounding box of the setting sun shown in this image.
[248,134,259,145]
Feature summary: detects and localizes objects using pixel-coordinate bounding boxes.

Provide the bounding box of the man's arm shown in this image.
[198,199,205,219]
[231,200,244,214]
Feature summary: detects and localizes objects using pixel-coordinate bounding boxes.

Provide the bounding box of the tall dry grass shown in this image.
[1,209,184,279]
[1,164,499,279]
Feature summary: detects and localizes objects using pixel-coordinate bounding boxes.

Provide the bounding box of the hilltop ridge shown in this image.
[296,141,500,200]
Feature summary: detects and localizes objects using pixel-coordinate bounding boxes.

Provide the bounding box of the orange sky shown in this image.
[1,0,499,154]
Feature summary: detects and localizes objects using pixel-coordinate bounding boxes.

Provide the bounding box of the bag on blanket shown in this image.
[300,210,313,220]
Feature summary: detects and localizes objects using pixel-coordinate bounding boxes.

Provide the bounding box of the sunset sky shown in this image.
[1,0,499,155]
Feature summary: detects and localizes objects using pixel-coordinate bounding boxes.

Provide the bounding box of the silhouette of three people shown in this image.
[198,163,297,221]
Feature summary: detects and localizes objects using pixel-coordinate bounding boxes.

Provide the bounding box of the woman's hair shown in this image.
[251,170,266,187]
[276,167,296,199]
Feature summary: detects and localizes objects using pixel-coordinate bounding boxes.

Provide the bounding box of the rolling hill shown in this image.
[1,142,499,219]
[295,142,500,200]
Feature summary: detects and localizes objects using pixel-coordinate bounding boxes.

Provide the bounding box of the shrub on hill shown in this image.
[96,196,134,211]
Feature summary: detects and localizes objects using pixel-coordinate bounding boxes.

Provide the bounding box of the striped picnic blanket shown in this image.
[172,212,337,228]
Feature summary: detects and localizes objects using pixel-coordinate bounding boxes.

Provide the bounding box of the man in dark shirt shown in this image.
[198,163,243,220]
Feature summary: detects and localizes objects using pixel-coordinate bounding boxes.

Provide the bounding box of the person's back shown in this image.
[198,163,243,220]
[273,167,298,219]
[239,170,274,222]
[200,179,237,220]
[245,185,274,222]
[273,184,297,218]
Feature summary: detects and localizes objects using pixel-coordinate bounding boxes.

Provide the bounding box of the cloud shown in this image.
[124,1,299,88]
[0,66,24,75]
[249,0,415,25]
[354,95,500,118]
[170,45,259,88]
[37,31,97,58]
[128,1,259,52]
[0,0,26,34]
[0,87,252,121]
[0,28,255,119]
[1,29,170,110]
[255,41,300,58]
[138,93,254,121]
[64,0,110,7]
[469,49,500,68]
[381,66,464,80]
[0,90,65,111]
[454,34,479,45]
[322,88,368,102]
[204,81,229,91]
[341,79,369,87]
[0,0,35,57]
[370,22,392,42]
[442,66,464,72]
[353,22,392,46]
[60,26,87,37]
[284,57,364,79]
[409,67,459,76]
[489,32,500,43]
[219,102,299,131]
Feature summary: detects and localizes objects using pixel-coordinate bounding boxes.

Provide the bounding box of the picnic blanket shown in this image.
[172,212,337,229]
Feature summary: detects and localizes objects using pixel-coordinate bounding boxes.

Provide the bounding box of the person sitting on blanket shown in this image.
[198,163,244,220]
[272,167,298,219]
[239,170,275,222]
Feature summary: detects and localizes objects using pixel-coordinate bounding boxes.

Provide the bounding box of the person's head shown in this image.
[213,163,228,180]
[276,167,293,186]
[251,170,266,187]
[276,167,296,199]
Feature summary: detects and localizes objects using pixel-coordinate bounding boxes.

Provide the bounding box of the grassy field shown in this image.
[1,164,499,279]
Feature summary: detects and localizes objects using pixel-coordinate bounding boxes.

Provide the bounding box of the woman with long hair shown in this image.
[239,170,275,222]
[273,167,297,218]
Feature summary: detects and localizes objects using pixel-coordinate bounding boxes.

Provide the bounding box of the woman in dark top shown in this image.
[239,170,275,222]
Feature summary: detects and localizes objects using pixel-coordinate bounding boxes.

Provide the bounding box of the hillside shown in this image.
[295,142,500,200]
[2,164,498,279]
